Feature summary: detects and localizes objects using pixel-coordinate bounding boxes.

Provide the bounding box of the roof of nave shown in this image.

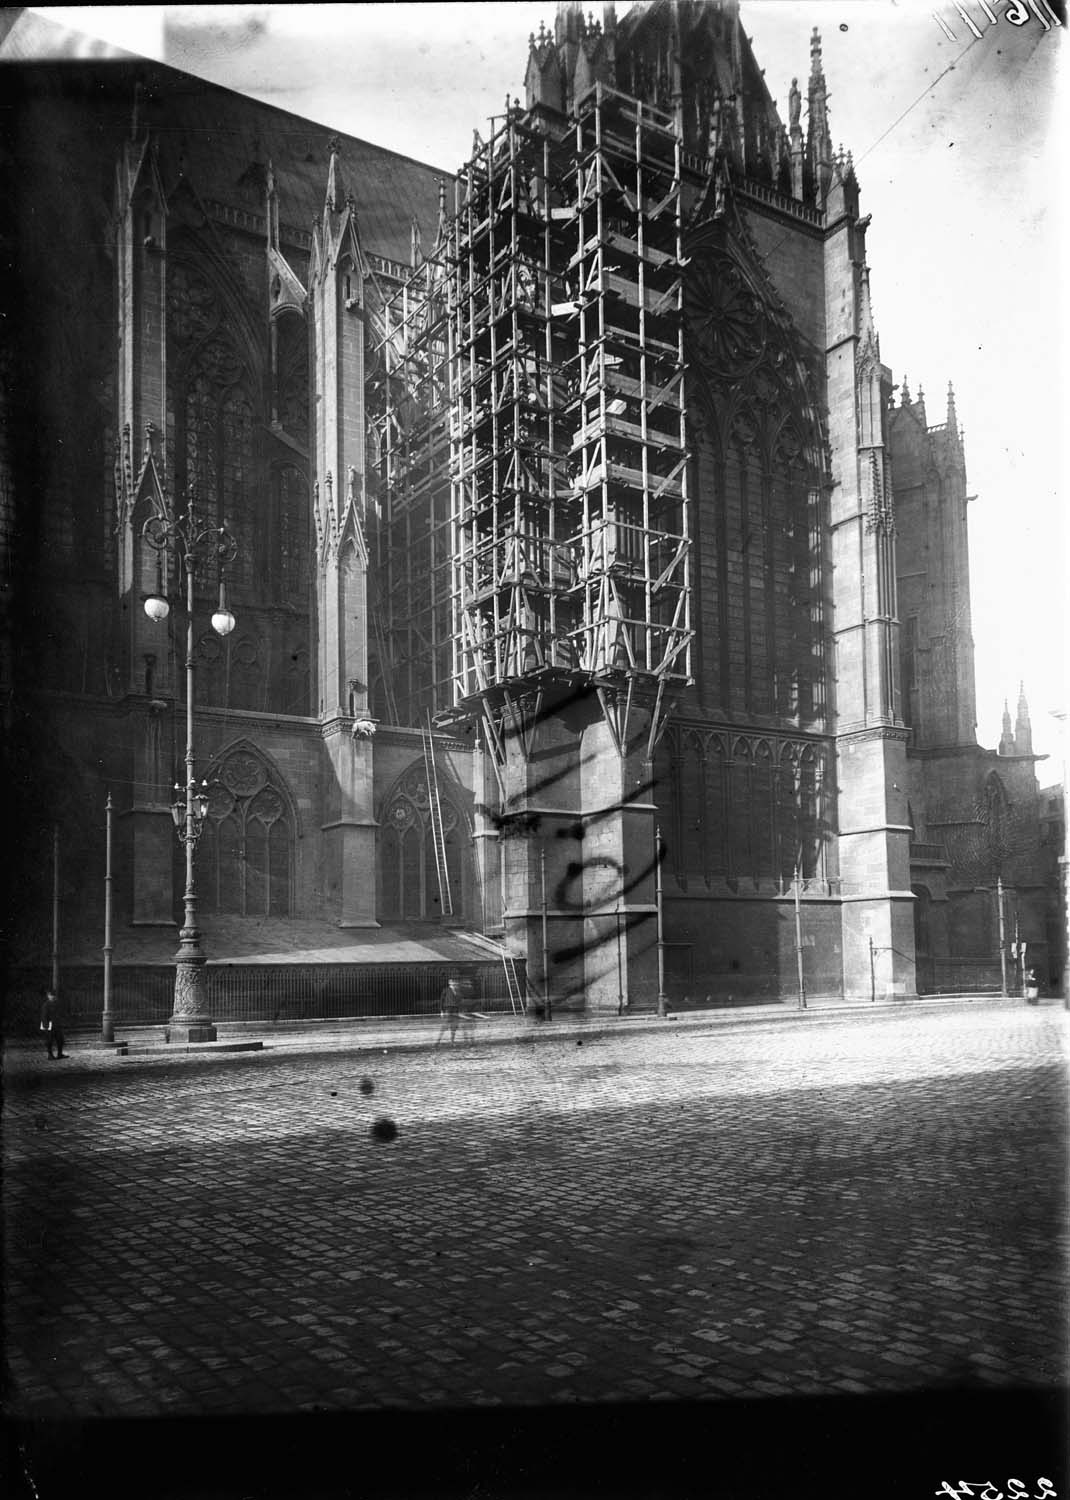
[3,15,446,268]
[135,64,447,267]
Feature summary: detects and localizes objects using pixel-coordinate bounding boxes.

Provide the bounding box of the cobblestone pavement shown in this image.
[4,1000,1066,1439]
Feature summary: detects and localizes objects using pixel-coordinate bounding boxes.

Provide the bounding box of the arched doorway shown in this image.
[380,765,467,922]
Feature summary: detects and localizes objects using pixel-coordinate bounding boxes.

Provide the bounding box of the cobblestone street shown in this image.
[4,1001,1067,1498]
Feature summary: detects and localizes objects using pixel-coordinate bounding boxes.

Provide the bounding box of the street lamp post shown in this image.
[793,863,807,1010]
[143,491,237,1044]
[997,874,1008,997]
[102,791,115,1045]
[655,825,668,1017]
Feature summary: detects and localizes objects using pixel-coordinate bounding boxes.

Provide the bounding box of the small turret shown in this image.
[525,19,563,113]
[946,380,958,435]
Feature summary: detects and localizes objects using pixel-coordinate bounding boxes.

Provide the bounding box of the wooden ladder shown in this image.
[500,949,524,1016]
[421,710,453,919]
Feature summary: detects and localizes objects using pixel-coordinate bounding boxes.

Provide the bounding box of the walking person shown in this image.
[39,988,68,1059]
[436,974,462,1045]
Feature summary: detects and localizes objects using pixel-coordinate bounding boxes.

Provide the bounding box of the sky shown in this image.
[24,2,1070,770]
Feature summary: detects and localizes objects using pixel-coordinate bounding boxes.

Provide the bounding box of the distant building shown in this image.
[2,1,1058,1027]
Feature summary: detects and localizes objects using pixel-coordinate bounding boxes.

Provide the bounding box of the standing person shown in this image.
[39,989,68,1059]
[436,975,462,1045]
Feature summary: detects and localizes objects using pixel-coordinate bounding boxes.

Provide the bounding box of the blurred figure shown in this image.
[39,989,68,1059]
[436,975,462,1045]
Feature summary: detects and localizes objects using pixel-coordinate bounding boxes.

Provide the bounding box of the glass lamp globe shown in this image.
[211,607,236,636]
[144,594,170,622]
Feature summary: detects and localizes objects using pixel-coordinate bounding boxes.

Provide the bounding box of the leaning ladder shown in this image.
[500,950,524,1016]
[455,930,527,1017]
[422,710,453,918]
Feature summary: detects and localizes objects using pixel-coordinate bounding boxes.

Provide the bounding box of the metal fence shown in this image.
[915,957,1003,995]
[3,960,525,1034]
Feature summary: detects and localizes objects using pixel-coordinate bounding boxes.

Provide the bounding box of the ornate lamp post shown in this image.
[143,491,237,1043]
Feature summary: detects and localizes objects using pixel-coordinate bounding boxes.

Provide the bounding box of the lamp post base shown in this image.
[168,1021,219,1044]
[168,943,216,1044]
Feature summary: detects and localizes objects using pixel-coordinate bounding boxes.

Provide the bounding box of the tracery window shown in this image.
[275,310,309,449]
[169,258,259,593]
[686,244,827,727]
[271,464,310,603]
[198,748,292,917]
[380,767,465,922]
[660,727,828,891]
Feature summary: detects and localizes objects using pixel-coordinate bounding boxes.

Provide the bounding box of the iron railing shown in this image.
[3,960,523,1034]
[915,957,1003,995]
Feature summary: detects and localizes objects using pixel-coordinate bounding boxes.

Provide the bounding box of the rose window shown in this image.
[688,257,766,381]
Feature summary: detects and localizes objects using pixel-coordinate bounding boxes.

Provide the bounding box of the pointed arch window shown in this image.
[380,767,465,922]
[270,463,310,604]
[198,748,293,917]
[169,258,259,596]
[799,746,822,882]
[752,740,775,879]
[275,309,309,449]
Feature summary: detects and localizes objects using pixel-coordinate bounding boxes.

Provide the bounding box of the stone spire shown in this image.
[1015,682,1033,756]
[1000,699,1015,756]
[325,136,345,214]
[946,380,958,434]
[858,265,879,362]
[806,27,832,206]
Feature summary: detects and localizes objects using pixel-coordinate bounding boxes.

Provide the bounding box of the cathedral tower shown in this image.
[890,380,977,749]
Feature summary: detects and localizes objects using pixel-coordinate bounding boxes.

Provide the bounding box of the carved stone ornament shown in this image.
[730,403,759,450]
[351,718,377,739]
[248,786,285,824]
[167,262,218,345]
[389,798,414,829]
[401,770,431,808]
[206,782,235,820]
[172,961,208,1018]
[775,422,803,468]
[222,751,267,797]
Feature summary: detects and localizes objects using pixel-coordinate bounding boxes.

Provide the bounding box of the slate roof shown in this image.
[53,918,495,969]
[3,16,446,268]
[136,61,447,266]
